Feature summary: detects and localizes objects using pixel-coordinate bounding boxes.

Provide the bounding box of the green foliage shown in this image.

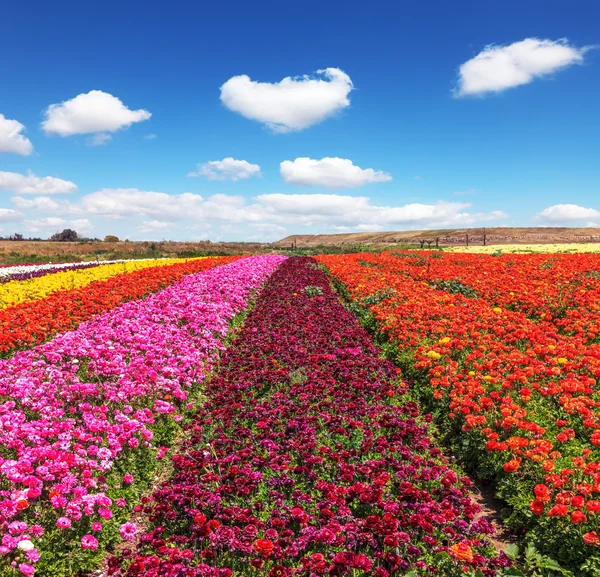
[303,285,324,297]
[430,278,478,299]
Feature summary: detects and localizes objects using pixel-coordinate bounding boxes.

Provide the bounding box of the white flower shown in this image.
[18,539,35,551]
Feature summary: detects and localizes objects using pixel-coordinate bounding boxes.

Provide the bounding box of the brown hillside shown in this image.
[274,227,600,248]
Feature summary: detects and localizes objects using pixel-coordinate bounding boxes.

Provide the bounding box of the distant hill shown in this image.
[274,227,600,248]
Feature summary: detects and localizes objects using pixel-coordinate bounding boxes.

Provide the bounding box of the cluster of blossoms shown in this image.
[108,257,507,577]
[0,257,239,355]
[0,257,209,310]
[318,251,600,569]
[0,255,285,575]
[0,261,102,283]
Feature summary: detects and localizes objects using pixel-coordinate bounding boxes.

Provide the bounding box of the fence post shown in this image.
[466,233,469,247]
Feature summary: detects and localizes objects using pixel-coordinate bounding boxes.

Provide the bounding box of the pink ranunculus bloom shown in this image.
[26,549,40,563]
[98,508,112,520]
[28,525,43,538]
[19,564,35,576]
[91,522,102,532]
[81,534,98,550]
[8,521,27,535]
[55,517,71,529]
[123,473,134,485]
[119,522,137,540]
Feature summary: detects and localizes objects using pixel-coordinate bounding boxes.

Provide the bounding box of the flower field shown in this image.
[0,257,242,355]
[107,257,506,577]
[0,255,283,575]
[317,250,600,572]
[0,257,208,309]
[4,249,600,576]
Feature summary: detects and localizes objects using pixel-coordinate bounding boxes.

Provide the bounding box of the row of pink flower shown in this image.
[0,255,286,573]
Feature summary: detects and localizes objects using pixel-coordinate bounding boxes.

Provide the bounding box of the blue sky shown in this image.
[0,0,598,241]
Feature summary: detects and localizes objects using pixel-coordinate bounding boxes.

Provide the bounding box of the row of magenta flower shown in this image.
[104,258,509,577]
[0,255,285,576]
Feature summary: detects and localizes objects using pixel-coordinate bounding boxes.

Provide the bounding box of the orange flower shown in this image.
[503,459,520,473]
[449,542,474,563]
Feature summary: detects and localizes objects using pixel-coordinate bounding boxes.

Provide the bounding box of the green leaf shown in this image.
[504,543,519,559]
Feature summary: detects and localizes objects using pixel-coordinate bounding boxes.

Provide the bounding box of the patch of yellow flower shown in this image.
[0,258,203,310]
[447,243,600,254]
[427,350,442,360]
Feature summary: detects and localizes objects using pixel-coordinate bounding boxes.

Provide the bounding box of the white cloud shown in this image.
[25,217,92,234]
[11,196,61,212]
[6,187,507,241]
[0,171,78,195]
[456,38,590,96]
[86,133,113,146]
[0,208,23,223]
[42,90,151,136]
[0,114,34,155]
[137,220,170,235]
[280,157,392,189]
[188,158,262,180]
[220,67,353,132]
[256,193,508,228]
[144,133,158,140]
[536,203,600,224]
[79,189,264,223]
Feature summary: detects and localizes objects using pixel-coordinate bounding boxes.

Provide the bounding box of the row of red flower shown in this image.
[317,251,600,572]
[355,251,600,341]
[107,257,508,577]
[0,257,239,356]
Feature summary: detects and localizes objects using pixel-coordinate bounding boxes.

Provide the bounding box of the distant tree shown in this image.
[104,235,120,243]
[50,229,79,242]
[10,233,24,241]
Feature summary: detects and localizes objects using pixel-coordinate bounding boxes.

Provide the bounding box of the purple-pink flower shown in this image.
[81,534,98,550]
[119,522,137,540]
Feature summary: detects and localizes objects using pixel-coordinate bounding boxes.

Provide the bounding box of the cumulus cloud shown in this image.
[11,196,61,212]
[24,217,92,234]
[0,114,34,155]
[137,220,171,235]
[280,157,392,189]
[79,189,264,223]
[0,208,23,223]
[0,171,78,195]
[7,187,507,241]
[220,68,353,132]
[42,90,151,136]
[536,203,600,224]
[456,38,590,96]
[188,158,262,180]
[255,193,507,228]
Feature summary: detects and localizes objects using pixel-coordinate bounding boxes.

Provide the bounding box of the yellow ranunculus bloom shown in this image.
[427,350,441,360]
[0,258,202,310]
